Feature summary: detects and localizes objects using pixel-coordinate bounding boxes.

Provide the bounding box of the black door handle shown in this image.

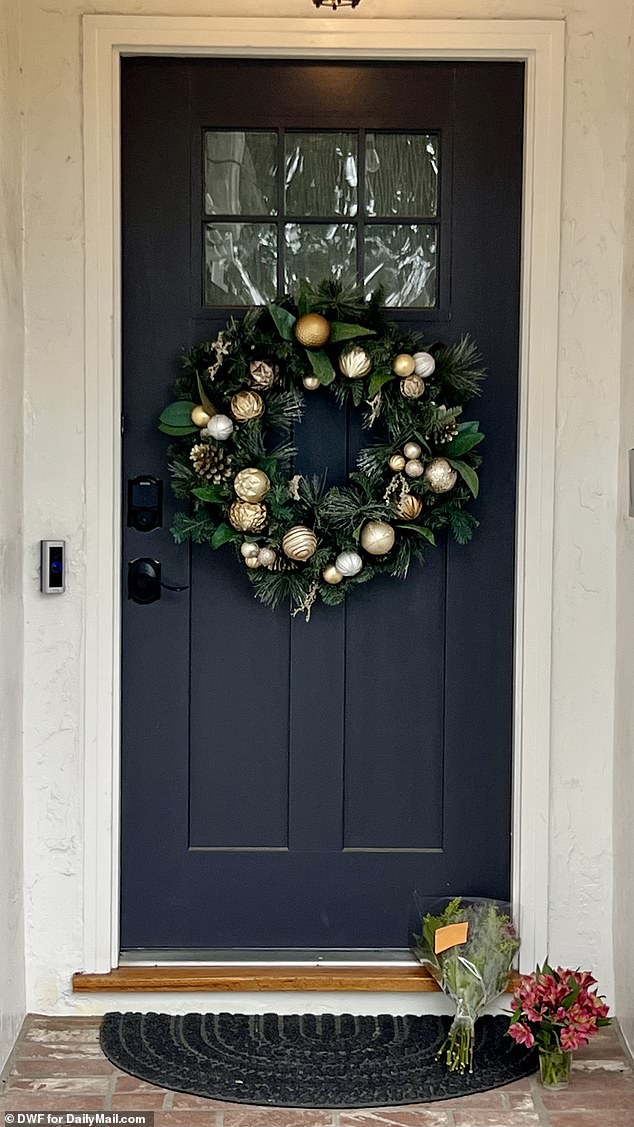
[128,558,189,604]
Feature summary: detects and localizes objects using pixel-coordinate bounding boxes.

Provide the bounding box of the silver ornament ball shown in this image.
[205,414,234,441]
[413,351,436,378]
[405,459,425,479]
[335,550,363,578]
[403,441,422,460]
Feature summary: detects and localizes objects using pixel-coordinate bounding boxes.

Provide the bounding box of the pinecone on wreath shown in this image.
[190,442,233,484]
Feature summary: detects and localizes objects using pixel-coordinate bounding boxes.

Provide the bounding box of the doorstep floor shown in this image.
[1,1018,633,1127]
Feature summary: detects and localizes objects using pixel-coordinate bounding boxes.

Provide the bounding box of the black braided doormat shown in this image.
[100,1012,537,1108]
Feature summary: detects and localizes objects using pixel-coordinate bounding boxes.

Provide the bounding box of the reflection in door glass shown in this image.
[364,224,437,307]
[285,133,358,217]
[205,132,278,215]
[365,134,439,218]
[284,223,357,292]
[205,223,277,306]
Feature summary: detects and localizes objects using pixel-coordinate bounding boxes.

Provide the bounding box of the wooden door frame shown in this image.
[81,14,564,976]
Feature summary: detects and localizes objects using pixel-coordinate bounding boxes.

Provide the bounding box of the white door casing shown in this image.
[82,15,564,975]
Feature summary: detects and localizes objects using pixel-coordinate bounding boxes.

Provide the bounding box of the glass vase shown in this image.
[538,1047,572,1091]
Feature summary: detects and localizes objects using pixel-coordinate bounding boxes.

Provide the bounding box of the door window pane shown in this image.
[205,131,278,215]
[364,224,437,308]
[205,223,277,306]
[284,223,357,291]
[366,133,439,217]
[285,133,358,217]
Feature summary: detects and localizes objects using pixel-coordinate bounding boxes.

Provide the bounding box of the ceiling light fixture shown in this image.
[313,0,362,10]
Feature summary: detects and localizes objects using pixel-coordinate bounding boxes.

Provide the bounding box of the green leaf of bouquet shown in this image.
[367,371,396,398]
[268,303,297,341]
[160,400,198,427]
[398,524,436,545]
[458,420,480,435]
[192,484,225,504]
[329,322,376,344]
[448,459,479,498]
[443,431,485,458]
[159,422,199,436]
[297,280,312,317]
[306,348,336,385]
[211,522,239,549]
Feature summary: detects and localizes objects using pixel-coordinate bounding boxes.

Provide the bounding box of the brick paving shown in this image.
[1,1018,632,1127]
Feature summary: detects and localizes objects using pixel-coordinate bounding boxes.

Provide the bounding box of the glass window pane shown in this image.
[285,133,358,217]
[205,223,277,306]
[364,224,437,308]
[284,223,357,292]
[205,131,278,215]
[365,134,439,218]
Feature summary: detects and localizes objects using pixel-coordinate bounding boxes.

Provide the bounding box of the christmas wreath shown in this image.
[159,281,485,619]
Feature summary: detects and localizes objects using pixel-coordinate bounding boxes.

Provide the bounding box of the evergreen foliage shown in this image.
[159,281,486,617]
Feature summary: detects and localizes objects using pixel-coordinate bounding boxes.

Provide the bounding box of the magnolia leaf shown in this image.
[443,431,485,458]
[306,348,336,385]
[448,459,480,498]
[368,371,396,398]
[192,484,225,504]
[329,322,376,344]
[458,420,480,434]
[196,375,218,418]
[297,280,312,317]
[268,303,297,341]
[160,400,198,427]
[211,522,239,549]
[159,422,198,436]
[398,524,436,545]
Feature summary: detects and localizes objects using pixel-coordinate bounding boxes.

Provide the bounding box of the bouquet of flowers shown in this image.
[508,962,610,1082]
[414,896,521,1074]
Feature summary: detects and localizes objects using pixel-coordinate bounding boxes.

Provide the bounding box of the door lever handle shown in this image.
[128,558,188,604]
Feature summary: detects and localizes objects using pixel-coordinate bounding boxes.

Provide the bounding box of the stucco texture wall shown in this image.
[615,11,634,1058]
[0,0,26,1068]
[18,0,630,1014]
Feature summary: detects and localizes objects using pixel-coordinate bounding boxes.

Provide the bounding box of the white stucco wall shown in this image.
[0,0,26,1068]
[614,9,634,1058]
[18,0,629,1014]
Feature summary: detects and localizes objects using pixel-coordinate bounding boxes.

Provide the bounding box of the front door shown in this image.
[120,59,523,952]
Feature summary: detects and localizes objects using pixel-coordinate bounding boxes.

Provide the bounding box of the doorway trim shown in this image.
[82,14,564,976]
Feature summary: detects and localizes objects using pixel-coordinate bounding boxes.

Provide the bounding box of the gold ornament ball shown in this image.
[245,556,261,570]
[339,345,373,380]
[397,493,423,521]
[403,441,422,460]
[424,457,458,493]
[303,375,320,391]
[400,375,426,400]
[250,359,278,389]
[322,564,344,586]
[240,541,259,560]
[388,453,407,473]
[234,466,270,503]
[229,500,268,533]
[258,547,277,569]
[294,313,331,349]
[191,405,211,428]
[392,353,416,378]
[282,525,318,562]
[360,520,396,556]
[230,389,265,421]
[405,459,425,479]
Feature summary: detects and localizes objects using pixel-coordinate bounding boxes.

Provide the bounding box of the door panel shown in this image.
[120,59,524,950]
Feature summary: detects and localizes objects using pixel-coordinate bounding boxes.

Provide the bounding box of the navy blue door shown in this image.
[120,59,524,950]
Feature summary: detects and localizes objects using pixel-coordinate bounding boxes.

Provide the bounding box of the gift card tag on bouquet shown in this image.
[435,922,469,954]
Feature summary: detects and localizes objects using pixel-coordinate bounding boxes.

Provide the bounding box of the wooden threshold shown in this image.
[73,966,522,993]
[73,965,442,992]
